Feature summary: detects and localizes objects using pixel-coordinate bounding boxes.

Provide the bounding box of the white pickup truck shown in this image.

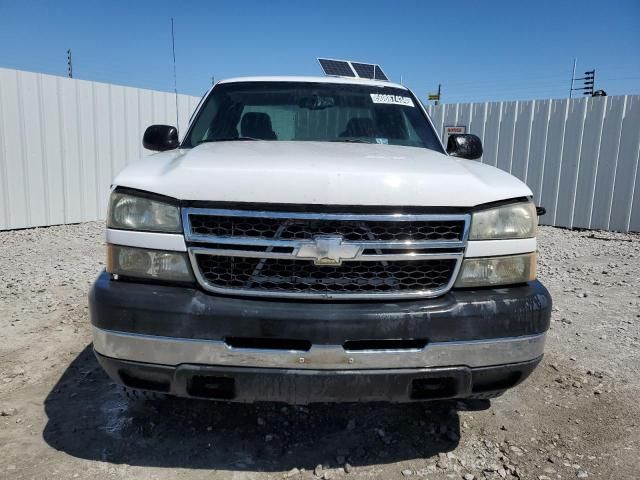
[89,73,551,403]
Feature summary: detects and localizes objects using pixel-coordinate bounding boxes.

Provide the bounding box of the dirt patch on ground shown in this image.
[1,223,638,479]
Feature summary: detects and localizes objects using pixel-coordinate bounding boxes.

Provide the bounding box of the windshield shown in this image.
[182,81,444,152]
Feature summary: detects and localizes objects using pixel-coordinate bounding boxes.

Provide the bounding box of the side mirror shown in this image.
[446,134,483,160]
[143,125,179,151]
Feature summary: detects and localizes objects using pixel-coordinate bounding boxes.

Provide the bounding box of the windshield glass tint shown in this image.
[183,82,443,152]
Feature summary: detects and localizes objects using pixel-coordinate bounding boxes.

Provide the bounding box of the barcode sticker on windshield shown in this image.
[370,94,415,107]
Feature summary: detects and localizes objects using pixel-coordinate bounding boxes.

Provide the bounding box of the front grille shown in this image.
[189,215,465,242]
[184,208,469,300]
[195,255,457,295]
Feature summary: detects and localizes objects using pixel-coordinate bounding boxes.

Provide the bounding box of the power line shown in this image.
[439,67,640,89]
[431,73,639,101]
[449,83,640,103]
[445,83,569,93]
[432,67,639,102]
[436,82,566,95]
[439,76,639,95]
[598,75,640,81]
[442,73,570,88]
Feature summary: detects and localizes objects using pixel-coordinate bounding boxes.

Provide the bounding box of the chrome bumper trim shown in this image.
[92,327,545,370]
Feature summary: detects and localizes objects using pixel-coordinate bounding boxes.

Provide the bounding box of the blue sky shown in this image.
[1,0,638,103]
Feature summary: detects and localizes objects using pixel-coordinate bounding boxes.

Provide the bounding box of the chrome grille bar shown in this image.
[182,207,470,300]
[189,246,462,262]
[185,235,466,250]
[183,207,471,222]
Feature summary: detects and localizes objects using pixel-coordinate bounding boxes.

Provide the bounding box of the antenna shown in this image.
[171,18,179,131]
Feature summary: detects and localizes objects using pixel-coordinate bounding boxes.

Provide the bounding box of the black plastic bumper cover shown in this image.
[89,271,551,344]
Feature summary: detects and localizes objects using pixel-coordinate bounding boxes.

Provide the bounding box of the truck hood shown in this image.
[114,141,532,207]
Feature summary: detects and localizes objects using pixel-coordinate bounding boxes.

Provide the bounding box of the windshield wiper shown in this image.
[330,138,373,144]
[198,136,258,144]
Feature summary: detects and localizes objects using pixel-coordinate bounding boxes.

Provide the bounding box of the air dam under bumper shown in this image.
[95,352,542,403]
[89,271,551,402]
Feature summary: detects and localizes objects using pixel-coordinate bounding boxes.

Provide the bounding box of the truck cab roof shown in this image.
[217,75,407,90]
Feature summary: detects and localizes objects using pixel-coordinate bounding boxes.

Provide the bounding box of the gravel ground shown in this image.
[0,223,639,479]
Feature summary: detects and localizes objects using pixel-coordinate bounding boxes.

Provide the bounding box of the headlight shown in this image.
[454,253,536,288]
[107,192,181,233]
[470,201,537,240]
[107,245,194,282]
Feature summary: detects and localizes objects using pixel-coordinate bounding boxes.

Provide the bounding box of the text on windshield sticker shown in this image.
[370,94,415,107]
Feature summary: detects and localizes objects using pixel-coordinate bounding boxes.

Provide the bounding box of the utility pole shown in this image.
[67,49,73,78]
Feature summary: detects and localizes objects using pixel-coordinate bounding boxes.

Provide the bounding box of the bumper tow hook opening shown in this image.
[410,377,459,400]
[187,375,236,399]
[118,370,170,393]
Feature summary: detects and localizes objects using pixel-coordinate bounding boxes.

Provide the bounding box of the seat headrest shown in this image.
[240,112,277,140]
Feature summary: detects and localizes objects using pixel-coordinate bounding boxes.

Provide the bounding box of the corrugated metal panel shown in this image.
[496,100,517,173]
[572,97,607,229]
[539,99,568,225]
[482,102,502,167]
[525,99,552,204]
[609,96,640,231]
[0,68,201,230]
[511,100,534,182]
[590,96,626,230]
[555,97,587,228]
[429,95,640,232]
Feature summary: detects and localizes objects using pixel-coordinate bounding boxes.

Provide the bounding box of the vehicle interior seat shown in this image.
[374,107,408,140]
[340,117,376,138]
[240,112,278,140]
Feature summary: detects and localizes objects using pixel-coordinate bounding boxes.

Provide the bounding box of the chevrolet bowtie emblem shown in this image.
[296,235,361,266]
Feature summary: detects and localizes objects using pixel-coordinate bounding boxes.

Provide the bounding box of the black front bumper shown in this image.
[89,272,550,403]
[89,271,551,344]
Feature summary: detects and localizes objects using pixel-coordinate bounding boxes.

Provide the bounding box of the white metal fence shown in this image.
[1,67,639,232]
[0,67,201,230]
[427,96,640,232]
